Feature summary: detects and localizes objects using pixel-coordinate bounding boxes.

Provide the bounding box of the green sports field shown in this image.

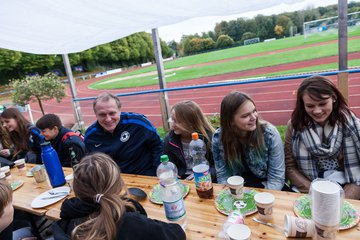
[89,28,360,90]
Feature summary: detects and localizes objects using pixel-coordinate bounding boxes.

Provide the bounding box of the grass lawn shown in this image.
[90,38,360,89]
[96,27,360,80]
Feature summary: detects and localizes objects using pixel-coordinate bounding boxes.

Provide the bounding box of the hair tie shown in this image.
[95,194,104,203]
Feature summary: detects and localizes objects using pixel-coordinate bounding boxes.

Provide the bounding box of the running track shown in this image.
[25,54,360,128]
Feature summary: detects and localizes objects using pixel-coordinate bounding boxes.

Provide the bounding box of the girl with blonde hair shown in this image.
[52,153,185,240]
[164,100,215,180]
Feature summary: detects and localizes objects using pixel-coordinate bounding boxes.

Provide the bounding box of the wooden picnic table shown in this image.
[12,164,360,239]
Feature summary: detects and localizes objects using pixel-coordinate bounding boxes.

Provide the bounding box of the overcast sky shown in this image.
[158,0,360,42]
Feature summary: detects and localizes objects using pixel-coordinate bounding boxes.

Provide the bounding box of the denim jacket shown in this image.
[212,123,285,190]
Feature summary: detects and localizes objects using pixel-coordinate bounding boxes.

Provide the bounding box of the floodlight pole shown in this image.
[62,54,84,130]
[152,28,170,131]
[338,0,348,102]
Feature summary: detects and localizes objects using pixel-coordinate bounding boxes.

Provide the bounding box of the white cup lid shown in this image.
[254,192,275,204]
[0,166,10,171]
[227,224,251,240]
[227,176,244,186]
[15,159,25,164]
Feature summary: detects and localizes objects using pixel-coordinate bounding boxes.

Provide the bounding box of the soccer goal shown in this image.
[303,11,360,41]
[244,37,260,45]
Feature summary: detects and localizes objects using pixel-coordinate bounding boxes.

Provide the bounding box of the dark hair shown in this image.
[1,108,30,153]
[0,122,12,149]
[220,92,265,169]
[0,180,12,217]
[36,114,62,130]
[93,92,122,113]
[72,153,134,240]
[171,100,214,151]
[291,76,351,131]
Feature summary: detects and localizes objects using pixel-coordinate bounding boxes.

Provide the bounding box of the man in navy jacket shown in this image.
[85,93,163,176]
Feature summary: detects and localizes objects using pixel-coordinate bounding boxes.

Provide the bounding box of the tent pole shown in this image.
[152,28,170,131]
[338,0,348,102]
[62,54,84,130]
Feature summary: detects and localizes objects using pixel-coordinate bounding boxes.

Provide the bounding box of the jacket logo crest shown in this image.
[120,131,130,142]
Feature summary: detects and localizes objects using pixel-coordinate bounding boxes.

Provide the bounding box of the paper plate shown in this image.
[11,180,24,191]
[214,188,257,216]
[293,195,360,230]
[149,182,190,205]
[31,186,70,209]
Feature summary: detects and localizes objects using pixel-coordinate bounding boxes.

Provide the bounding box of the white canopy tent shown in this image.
[0,0,316,129]
[0,0,302,54]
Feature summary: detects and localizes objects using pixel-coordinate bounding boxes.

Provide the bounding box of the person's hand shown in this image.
[0,149,11,157]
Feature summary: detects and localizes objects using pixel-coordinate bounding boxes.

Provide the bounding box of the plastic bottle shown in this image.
[190,132,213,199]
[157,155,187,230]
[41,141,66,187]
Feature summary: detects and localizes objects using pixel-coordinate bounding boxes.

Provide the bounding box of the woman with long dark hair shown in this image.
[285,76,360,199]
[52,153,186,240]
[212,91,285,190]
[1,108,43,163]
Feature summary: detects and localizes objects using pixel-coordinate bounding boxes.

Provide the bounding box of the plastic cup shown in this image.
[314,222,338,240]
[284,214,315,238]
[227,176,244,200]
[254,192,275,221]
[31,165,47,183]
[226,224,251,240]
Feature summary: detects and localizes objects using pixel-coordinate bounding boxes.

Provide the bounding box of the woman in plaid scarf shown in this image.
[285,76,360,199]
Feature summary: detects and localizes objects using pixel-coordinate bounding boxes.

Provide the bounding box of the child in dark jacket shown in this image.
[52,153,186,240]
[163,100,216,181]
[36,114,85,167]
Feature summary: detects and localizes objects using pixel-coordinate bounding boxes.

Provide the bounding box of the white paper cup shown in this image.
[0,172,5,180]
[226,224,251,240]
[0,166,11,179]
[254,192,275,221]
[311,180,342,227]
[227,176,244,200]
[14,159,26,174]
[284,214,315,238]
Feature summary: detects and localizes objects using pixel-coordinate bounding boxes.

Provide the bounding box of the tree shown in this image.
[11,73,66,115]
[274,25,285,37]
[215,35,234,48]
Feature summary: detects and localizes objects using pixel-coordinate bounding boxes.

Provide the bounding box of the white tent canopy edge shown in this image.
[0,0,302,54]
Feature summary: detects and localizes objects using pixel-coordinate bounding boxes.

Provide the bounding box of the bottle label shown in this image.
[163,198,186,221]
[193,164,212,191]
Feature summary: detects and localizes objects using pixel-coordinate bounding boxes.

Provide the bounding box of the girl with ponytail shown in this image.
[52,153,186,240]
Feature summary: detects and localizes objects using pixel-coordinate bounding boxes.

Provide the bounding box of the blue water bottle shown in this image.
[41,141,66,187]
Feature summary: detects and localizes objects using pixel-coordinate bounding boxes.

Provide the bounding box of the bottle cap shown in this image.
[160,155,169,163]
[191,132,199,140]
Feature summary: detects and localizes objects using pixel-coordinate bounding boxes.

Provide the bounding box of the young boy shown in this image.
[36,114,85,167]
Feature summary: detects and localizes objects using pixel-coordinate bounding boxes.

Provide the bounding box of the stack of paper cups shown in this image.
[311,180,343,240]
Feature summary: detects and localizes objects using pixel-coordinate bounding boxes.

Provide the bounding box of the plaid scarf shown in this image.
[292,113,360,185]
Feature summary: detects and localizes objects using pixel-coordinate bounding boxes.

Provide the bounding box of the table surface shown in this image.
[11,164,360,239]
